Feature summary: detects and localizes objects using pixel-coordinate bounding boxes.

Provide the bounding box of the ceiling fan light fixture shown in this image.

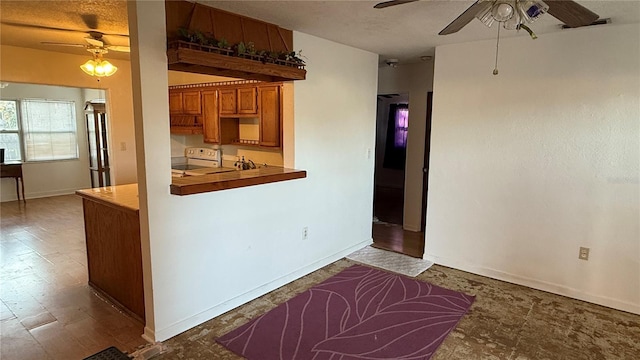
[476,0,548,29]
[492,2,514,22]
[80,54,118,78]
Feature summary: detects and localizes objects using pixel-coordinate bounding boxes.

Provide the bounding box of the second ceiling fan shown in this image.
[374,0,599,35]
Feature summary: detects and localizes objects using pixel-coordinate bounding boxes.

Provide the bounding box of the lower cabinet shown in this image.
[81,197,144,323]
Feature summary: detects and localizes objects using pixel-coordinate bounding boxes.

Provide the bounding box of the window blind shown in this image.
[21,100,78,161]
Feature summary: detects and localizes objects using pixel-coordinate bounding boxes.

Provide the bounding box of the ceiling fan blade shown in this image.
[439,1,488,35]
[545,0,599,28]
[41,42,86,48]
[2,21,84,33]
[106,45,130,53]
[0,21,129,37]
[85,37,104,47]
[374,0,419,9]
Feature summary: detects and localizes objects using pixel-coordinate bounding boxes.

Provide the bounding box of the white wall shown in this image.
[128,1,378,342]
[427,23,640,314]
[0,83,92,200]
[378,61,434,231]
[0,46,138,185]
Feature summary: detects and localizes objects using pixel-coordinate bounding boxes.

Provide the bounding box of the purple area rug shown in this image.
[217,264,475,360]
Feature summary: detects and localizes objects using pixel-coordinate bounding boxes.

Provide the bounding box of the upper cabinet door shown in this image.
[169,92,183,114]
[259,85,281,148]
[219,89,237,115]
[237,87,258,115]
[201,90,220,144]
[182,91,202,115]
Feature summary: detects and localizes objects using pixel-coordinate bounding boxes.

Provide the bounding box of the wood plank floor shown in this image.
[0,196,148,360]
[372,222,425,258]
[372,185,425,258]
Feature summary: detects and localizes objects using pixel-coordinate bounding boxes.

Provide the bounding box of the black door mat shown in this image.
[83,346,130,360]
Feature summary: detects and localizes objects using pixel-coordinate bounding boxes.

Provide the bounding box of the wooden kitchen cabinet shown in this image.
[237,87,258,115]
[168,81,281,148]
[202,90,239,144]
[259,85,282,147]
[169,90,201,115]
[219,89,237,115]
[169,91,183,114]
[76,184,144,323]
[201,90,220,143]
[219,87,258,116]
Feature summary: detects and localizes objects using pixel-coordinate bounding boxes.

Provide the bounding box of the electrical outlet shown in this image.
[302,226,308,240]
[120,142,127,151]
[579,247,590,261]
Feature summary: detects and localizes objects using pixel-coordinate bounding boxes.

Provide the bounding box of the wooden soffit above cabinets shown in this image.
[165,0,306,82]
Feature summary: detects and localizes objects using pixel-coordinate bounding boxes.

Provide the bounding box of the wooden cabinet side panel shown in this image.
[219,89,237,115]
[202,91,220,144]
[82,199,144,321]
[182,91,202,115]
[237,87,258,114]
[259,86,281,147]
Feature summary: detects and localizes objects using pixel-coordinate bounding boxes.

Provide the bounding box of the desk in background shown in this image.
[1,162,25,202]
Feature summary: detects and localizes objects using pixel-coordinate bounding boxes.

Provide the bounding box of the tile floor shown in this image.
[1,195,148,360]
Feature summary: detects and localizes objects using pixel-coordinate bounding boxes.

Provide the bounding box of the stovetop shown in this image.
[171,164,209,171]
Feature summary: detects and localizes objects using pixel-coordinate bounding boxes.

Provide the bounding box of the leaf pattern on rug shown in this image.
[217,265,475,360]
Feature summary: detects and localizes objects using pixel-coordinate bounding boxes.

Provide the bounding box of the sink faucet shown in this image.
[234,156,257,170]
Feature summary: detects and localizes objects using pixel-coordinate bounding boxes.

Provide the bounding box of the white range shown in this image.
[171,147,236,177]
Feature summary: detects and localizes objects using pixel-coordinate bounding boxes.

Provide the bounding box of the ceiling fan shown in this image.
[2,13,130,54]
[2,13,129,78]
[374,0,599,75]
[374,0,599,35]
[41,30,130,54]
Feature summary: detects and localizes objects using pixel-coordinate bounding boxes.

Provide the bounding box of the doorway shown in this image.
[373,93,407,226]
[372,92,433,258]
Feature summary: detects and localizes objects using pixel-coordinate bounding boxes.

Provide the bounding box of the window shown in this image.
[383,103,409,170]
[394,106,409,148]
[0,100,22,161]
[21,100,78,161]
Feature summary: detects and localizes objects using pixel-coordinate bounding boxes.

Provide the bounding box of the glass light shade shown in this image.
[80,58,118,77]
[492,2,514,22]
[477,0,548,29]
[476,1,499,27]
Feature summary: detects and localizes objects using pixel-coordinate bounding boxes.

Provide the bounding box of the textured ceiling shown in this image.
[1,1,639,65]
[203,0,640,64]
[0,0,130,59]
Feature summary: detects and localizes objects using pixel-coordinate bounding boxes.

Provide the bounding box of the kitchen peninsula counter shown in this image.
[170,167,306,195]
[76,183,139,212]
[76,184,144,323]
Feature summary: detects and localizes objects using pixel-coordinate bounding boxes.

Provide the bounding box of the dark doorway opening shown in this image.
[372,92,433,259]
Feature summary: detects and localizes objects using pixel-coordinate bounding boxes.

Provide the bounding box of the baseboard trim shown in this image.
[0,188,81,202]
[142,327,156,344]
[152,238,373,341]
[424,254,640,315]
